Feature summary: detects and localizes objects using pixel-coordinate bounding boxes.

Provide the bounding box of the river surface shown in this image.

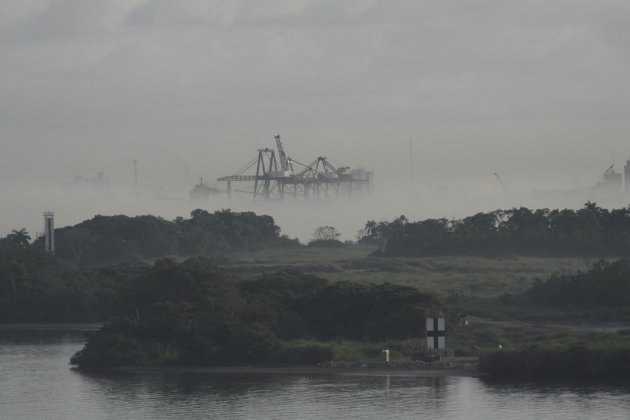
[1,327,630,420]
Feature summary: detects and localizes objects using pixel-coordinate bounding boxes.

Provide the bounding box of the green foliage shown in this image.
[307,239,345,248]
[299,281,434,340]
[70,258,439,368]
[32,209,298,266]
[227,245,585,301]
[274,341,335,365]
[0,240,136,322]
[311,226,341,241]
[69,318,180,368]
[480,341,630,380]
[238,270,328,338]
[5,228,31,249]
[361,203,630,258]
[525,260,630,308]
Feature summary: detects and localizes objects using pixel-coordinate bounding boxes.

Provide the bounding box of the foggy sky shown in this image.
[2,1,630,241]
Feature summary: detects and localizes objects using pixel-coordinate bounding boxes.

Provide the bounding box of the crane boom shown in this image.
[274,133,289,171]
[494,172,506,189]
[604,165,615,176]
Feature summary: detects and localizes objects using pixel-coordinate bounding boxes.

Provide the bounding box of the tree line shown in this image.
[0,209,299,321]
[32,209,299,266]
[359,203,630,257]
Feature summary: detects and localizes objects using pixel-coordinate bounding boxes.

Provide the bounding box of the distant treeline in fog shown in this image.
[360,202,630,257]
[34,209,300,266]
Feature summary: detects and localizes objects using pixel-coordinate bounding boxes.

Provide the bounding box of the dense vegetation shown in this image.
[480,341,630,380]
[525,260,630,308]
[5,206,630,377]
[472,260,630,322]
[0,209,299,321]
[71,258,435,368]
[470,260,630,381]
[33,209,299,266]
[0,238,139,322]
[360,203,630,257]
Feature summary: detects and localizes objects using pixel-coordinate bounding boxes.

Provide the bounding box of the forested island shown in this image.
[2,204,630,379]
[70,258,434,368]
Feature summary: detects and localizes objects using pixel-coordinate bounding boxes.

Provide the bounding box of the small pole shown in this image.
[409,139,413,184]
[132,160,138,193]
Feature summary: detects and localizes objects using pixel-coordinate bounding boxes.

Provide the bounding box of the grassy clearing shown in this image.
[226,244,376,265]
[279,323,630,364]
[479,332,630,380]
[280,325,630,363]
[278,338,433,363]
[448,318,630,357]
[223,245,592,299]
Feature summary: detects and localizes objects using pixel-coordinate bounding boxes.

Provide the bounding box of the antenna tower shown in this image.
[43,211,55,254]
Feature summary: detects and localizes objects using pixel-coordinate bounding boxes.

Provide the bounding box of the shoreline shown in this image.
[0,323,104,332]
[77,364,485,378]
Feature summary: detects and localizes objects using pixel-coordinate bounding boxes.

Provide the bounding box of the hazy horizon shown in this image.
[2,1,630,241]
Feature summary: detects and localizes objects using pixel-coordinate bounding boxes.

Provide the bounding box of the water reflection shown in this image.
[2,329,630,419]
[481,376,630,396]
[72,369,462,419]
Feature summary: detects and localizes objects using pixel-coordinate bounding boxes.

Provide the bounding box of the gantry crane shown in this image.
[217,133,372,201]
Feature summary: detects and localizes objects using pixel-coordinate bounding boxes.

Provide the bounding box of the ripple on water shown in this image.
[2,332,630,419]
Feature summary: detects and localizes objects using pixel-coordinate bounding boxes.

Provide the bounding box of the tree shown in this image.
[356,220,378,243]
[62,227,96,267]
[312,226,341,241]
[6,228,30,249]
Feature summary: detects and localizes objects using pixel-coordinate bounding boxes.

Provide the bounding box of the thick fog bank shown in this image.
[3,177,629,244]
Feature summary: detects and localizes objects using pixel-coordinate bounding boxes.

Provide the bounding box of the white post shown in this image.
[382,349,390,362]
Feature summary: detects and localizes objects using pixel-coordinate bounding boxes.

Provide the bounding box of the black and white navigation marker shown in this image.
[426,313,446,350]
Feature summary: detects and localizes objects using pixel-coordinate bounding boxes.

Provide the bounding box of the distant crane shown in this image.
[217,133,372,201]
[596,164,615,184]
[603,164,615,177]
[595,164,623,191]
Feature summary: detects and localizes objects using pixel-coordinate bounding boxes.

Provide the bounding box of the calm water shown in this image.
[1,328,630,419]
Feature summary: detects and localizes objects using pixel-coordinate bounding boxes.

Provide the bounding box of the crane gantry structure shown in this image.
[217,134,372,201]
